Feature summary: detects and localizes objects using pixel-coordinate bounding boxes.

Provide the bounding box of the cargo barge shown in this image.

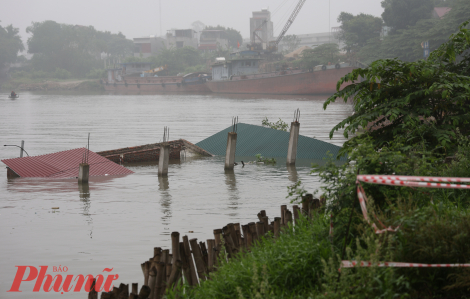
[104,62,211,93]
[206,51,353,95]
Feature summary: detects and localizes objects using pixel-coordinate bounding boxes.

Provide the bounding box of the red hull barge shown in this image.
[104,76,211,93]
[206,67,354,95]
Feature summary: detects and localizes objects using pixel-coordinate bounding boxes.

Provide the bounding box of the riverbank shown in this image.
[0,78,104,91]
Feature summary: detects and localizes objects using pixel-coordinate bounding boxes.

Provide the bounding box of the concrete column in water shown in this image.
[20,140,24,158]
[224,132,237,170]
[158,143,170,176]
[78,163,89,183]
[286,122,300,165]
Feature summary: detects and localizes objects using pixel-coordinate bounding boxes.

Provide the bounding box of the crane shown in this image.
[247,0,306,53]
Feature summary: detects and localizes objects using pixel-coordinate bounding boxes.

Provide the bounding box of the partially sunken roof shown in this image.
[195,123,347,161]
[2,148,134,178]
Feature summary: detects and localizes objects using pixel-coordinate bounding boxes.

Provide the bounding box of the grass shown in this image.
[172,213,333,299]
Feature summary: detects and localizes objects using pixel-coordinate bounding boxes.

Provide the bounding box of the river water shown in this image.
[0,92,353,298]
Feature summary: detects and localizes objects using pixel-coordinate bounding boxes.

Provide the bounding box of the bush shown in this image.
[173,214,333,298]
[30,70,49,79]
[86,68,106,79]
[53,68,72,79]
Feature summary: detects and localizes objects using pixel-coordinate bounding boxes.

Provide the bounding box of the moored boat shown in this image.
[206,51,353,95]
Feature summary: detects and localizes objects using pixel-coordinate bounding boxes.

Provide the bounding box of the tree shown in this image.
[26,21,133,76]
[381,0,434,33]
[300,43,340,68]
[205,25,243,49]
[324,21,470,156]
[281,34,301,54]
[0,22,25,67]
[336,12,383,53]
[358,0,470,63]
[191,21,205,32]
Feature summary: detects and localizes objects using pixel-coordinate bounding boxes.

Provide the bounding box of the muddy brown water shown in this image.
[0,92,353,298]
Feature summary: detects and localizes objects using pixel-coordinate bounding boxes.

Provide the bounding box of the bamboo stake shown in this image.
[183,235,198,286]
[138,285,151,299]
[281,205,287,226]
[131,283,138,295]
[293,205,300,224]
[256,221,265,238]
[166,262,172,283]
[213,229,223,267]
[148,267,157,299]
[285,210,293,226]
[274,217,281,238]
[189,238,207,280]
[167,260,182,288]
[118,283,128,298]
[141,262,150,286]
[262,216,269,233]
[171,232,180,262]
[206,239,215,272]
[179,242,192,286]
[227,223,239,251]
[241,224,251,248]
[222,226,234,258]
[155,262,165,299]
[199,241,208,266]
[248,222,258,243]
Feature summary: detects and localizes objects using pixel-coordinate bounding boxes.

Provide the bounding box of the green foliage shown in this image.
[300,43,341,68]
[281,34,301,54]
[205,25,243,49]
[172,214,333,299]
[128,46,206,76]
[324,23,470,156]
[359,0,470,63]
[255,154,276,165]
[184,64,208,74]
[53,68,72,79]
[319,232,409,298]
[261,117,289,131]
[26,20,132,76]
[383,202,470,296]
[286,180,307,204]
[381,0,434,33]
[336,12,383,52]
[86,68,106,79]
[0,22,24,67]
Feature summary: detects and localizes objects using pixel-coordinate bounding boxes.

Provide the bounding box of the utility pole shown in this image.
[329,0,331,44]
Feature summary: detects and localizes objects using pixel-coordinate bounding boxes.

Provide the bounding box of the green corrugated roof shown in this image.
[196,123,347,161]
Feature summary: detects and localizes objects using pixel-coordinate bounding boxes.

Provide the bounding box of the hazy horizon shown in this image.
[1,0,383,44]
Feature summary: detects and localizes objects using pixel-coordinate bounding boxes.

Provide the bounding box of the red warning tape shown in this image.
[357,175,470,190]
[341,261,470,269]
[340,175,470,269]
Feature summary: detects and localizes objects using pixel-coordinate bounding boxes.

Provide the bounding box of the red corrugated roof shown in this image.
[2,148,134,178]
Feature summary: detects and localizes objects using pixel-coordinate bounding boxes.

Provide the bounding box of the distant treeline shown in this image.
[336,0,470,64]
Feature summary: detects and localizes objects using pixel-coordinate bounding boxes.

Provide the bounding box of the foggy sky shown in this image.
[1,0,383,43]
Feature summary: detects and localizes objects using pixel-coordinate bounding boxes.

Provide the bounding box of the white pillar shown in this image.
[224,132,237,170]
[78,163,89,183]
[287,122,300,165]
[158,143,170,176]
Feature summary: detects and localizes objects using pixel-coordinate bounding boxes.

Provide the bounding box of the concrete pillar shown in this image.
[158,143,170,176]
[78,163,89,183]
[20,140,24,158]
[287,122,300,165]
[224,132,237,170]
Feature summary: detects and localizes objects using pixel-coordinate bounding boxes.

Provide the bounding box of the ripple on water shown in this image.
[0,92,352,298]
